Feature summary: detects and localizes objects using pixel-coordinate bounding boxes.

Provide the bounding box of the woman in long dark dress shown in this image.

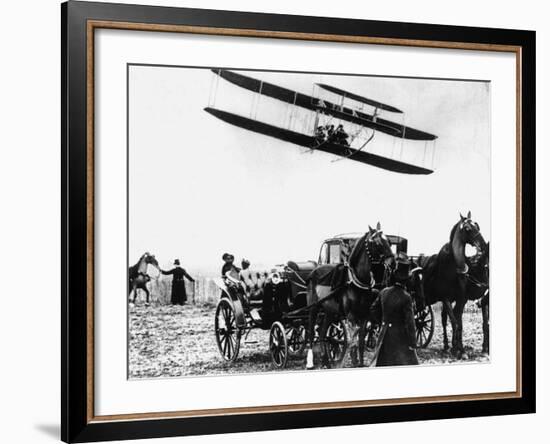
[160,259,195,305]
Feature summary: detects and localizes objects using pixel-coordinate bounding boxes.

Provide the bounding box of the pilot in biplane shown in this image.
[327,124,335,141]
[335,124,349,146]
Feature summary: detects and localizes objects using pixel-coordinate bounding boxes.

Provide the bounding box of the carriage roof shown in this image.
[323,232,408,253]
[326,232,407,242]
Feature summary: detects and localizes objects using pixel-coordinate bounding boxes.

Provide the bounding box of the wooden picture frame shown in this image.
[62,1,535,442]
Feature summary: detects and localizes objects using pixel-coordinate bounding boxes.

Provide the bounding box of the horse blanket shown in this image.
[306,263,349,306]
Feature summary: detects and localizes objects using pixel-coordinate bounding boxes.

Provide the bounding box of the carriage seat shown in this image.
[239,269,270,303]
[286,260,317,282]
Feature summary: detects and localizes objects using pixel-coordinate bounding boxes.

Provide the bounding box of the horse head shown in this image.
[144,253,159,268]
[135,252,159,276]
[366,222,395,267]
[348,222,394,287]
[450,211,487,274]
[456,211,487,251]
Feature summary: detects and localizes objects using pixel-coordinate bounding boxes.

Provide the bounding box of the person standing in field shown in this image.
[160,259,195,305]
[369,257,419,367]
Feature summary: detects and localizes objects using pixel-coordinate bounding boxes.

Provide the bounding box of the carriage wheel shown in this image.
[364,321,380,352]
[269,321,288,369]
[325,320,348,365]
[415,305,435,348]
[286,325,306,355]
[214,298,241,362]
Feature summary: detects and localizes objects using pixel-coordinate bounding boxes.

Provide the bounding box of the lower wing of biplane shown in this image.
[205,70,436,175]
[204,108,433,175]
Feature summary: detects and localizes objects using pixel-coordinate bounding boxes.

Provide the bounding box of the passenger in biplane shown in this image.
[334,124,349,146]
[314,125,326,143]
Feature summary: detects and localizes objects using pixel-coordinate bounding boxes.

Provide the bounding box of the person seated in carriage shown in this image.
[221,253,241,283]
[241,258,251,270]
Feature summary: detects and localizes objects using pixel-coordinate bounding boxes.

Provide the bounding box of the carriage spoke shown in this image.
[222,335,229,357]
[227,334,233,357]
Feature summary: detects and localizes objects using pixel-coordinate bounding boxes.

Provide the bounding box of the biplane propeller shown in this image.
[204,69,437,175]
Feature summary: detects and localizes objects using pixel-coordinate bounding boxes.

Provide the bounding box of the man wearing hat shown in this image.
[160,259,195,305]
[221,253,240,279]
[369,256,419,367]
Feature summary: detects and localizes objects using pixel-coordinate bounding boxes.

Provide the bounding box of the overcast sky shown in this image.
[128,66,490,273]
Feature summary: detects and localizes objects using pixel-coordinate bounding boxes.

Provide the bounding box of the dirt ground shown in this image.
[128,302,489,379]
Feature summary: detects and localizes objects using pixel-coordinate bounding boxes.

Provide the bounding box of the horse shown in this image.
[420,211,487,357]
[441,241,490,353]
[305,223,395,369]
[129,252,159,304]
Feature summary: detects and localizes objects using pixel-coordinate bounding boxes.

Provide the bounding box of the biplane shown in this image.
[204,70,437,175]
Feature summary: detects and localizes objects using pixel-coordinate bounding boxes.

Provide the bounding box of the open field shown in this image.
[129,302,489,379]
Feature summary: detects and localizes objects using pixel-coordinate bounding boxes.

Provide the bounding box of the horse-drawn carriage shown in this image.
[317,233,435,350]
[213,231,434,369]
[213,261,348,369]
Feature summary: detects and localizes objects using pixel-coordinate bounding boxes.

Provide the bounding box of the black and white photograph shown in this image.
[127,66,491,379]
[0,0,540,442]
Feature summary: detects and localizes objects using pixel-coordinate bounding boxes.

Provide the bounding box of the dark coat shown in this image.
[161,266,195,305]
[370,284,418,367]
[221,263,240,279]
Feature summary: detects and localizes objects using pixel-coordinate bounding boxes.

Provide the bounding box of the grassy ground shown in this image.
[128,302,489,379]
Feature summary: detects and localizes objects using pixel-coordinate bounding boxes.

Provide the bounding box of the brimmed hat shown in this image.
[394,256,410,283]
[174,259,180,266]
[222,253,234,261]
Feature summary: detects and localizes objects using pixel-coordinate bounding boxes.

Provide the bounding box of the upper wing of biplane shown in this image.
[204,107,433,175]
[212,69,437,141]
[317,83,403,114]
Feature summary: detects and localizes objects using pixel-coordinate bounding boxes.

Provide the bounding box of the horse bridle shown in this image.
[459,219,484,247]
[364,231,393,265]
[345,231,393,290]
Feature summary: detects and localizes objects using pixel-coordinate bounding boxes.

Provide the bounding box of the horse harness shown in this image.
[345,234,391,292]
